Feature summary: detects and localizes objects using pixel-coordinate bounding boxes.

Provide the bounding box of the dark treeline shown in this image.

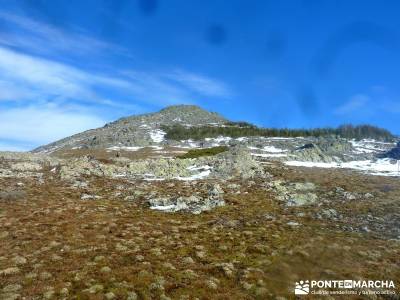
[162,123,394,141]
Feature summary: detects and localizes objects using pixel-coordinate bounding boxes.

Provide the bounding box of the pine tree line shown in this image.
[161,123,394,141]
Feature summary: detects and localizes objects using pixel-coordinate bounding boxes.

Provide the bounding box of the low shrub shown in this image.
[178,146,228,159]
[0,190,26,201]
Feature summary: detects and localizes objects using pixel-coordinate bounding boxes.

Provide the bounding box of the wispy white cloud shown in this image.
[0,11,233,106]
[334,94,369,115]
[0,46,133,104]
[0,45,232,105]
[0,11,129,58]
[0,12,233,150]
[0,104,106,148]
[166,69,232,97]
[121,70,232,105]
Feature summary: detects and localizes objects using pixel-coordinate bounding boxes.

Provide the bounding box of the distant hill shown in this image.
[32,105,395,153]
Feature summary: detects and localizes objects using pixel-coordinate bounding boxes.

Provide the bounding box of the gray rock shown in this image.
[33,105,227,153]
[267,180,319,206]
[2,284,22,293]
[287,193,318,206]
[289,138,360,163]
[149,193,225,214]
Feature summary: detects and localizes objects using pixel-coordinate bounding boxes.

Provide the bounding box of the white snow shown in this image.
[248,145,288,158]
[143,165,212,182]
[150,204,177,211]
[205,136,231,144]
[179,139,198,148]
[176,165,212,180]
[285,161,338,168]
[263,145,287,153]
[107,146,144,151]
[266,137,302,140]
[175,169,211,181]
[248,145,287,153]
[187,165,212,171]
[350,139,388,154]
[285,158,400,177]
[251,153,287,158]
[150,145,163,150]
[235,137,248,142]
[143,176,165,181]
[149,129,166,143]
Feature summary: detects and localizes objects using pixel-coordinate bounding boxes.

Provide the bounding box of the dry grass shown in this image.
[0,165,399,299]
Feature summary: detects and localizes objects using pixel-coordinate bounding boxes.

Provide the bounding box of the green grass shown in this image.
[178,146,228,159]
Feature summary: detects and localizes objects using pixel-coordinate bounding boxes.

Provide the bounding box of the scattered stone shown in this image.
[0,231,9,239]
[105,292,116,299]
[214,262,235,278]
[80,193,102,200]
[0,267,20,276]
[2,284,22,293]
[94,255,105,262]
[12,256,27,265]
[85,284,104,294]
[182,256,194,264]
[205,277,219,290]
[39,271,53,280]
[0,293,20,300]
[100,266,112,273]
[60,288,69,296]
[43,290,55,299]
[287,221,301,227]
[127,291,138,300]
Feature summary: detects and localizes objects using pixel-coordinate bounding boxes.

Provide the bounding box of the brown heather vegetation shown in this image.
[1,160,399,299]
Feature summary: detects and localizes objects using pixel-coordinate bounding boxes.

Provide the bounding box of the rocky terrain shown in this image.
[1,105,400,299]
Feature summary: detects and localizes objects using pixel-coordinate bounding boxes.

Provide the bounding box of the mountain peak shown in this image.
[32,104,228,153]
[159,104,211,114]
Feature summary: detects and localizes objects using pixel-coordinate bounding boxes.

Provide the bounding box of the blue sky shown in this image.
[1,0,400,151]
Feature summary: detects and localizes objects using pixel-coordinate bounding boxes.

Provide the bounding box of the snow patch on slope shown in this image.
[285,158,400,177]
[150,129,166,143]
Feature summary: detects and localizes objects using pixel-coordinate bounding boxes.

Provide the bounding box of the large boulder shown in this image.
[290,139,354,163]
[205,147,266,179]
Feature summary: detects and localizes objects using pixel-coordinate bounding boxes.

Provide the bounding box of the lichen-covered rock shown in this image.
[205,147,266,179]
[149,194,225,214]
[149,183,225,214]
[11,162,42,172]
[289,139,355,163]
[267,180,319,206]
[59,156,117,180]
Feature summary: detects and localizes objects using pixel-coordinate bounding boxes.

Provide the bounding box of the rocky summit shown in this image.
[1,105,400,299]
[33,105,227,153]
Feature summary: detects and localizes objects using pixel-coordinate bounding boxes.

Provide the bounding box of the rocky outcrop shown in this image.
[59,156,117,181]
[58,147,266,181]
[148,183,225,214]
[266,180,318,206]
[205,147,266,179]
[289,139,355,163]
[0,152,59,178]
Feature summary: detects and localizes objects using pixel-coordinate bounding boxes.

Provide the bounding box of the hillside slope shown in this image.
[32,105,227,153]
